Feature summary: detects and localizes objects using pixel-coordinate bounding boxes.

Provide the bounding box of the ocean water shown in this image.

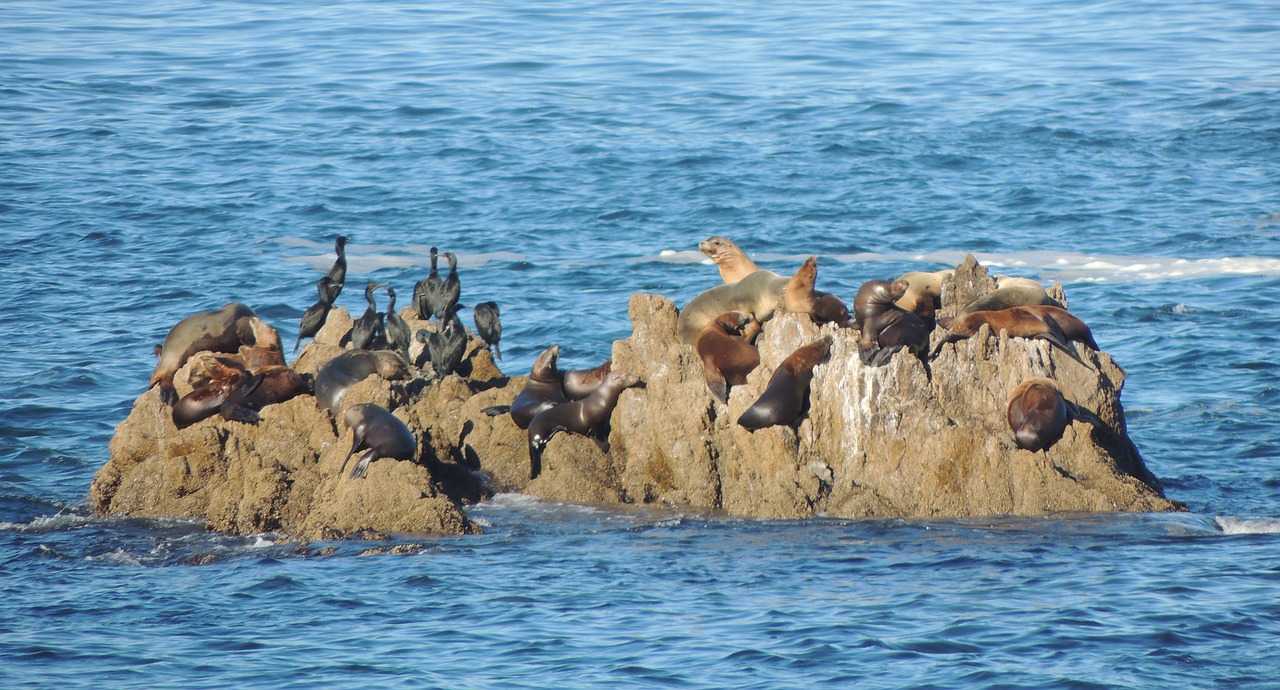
[3,0,1280,687]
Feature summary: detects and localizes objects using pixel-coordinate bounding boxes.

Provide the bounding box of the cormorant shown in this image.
[413,247,442,320]
[472,301,502,360]
[294,276,338,353]
[350,281,386,351]
[323,236,348,304]
[384,286,412,361]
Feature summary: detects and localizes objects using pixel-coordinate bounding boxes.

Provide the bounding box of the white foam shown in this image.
[1214,516,1280,535]
[0,512,99,533]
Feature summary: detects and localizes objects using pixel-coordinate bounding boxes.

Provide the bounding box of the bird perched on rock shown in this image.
[473,301,502,360]
[350,281,386,351]
[414,247,444,321]
[440,252,461,319]
[384,286,412,362]
[295,275,339,353]
[323,235,348,304]
[417,303,467,378]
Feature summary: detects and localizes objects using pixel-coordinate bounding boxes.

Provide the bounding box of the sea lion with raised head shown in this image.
[676,269,789,346]
[527,370,640,479]
[784,256,850,327]
[737,336,831,431]
[696,311,761,404]
[853,279,929,366]
[506,345,569,429]
[150,302,258,405]
[341,403,417,479]
[237,317,286,370]
[932,305,1094,365]
[699,236,760,284]
[1007,377,1074,452]
[314,349,412,416]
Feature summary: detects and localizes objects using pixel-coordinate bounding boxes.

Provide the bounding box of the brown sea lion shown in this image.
[960,283,1062,315]
[172,357,263,429]
[150,302,258,405]
[563,358,613,401]
[313,349,412,416]
[237,317,286,370]
[737,337,831,431]
[696,311,761,404]
[893,269,951,315]
[508,345,569,429]
[784,256,850,327]
[527,370,640,479]
[853,280,929,367]
[699,236,760,283]
[676,269,789,346]
[932,305,1096,364]
[341,403,417,479]
[1007,377,1074,452]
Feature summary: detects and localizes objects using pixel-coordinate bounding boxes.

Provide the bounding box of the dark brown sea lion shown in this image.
[932,305,1095,364]
[150,302,258,405]
[563,358,613,400]
[699,235,760,283]
[677,269,789,346]
[784,256,850,327]
[737,337,831,431]
[1007,377,1073,452]
[314,349,412,416]
[172,357,263,429]
[696,311,761,404]
[508,345,569,429]
[341,403,417,479]
[853,280,929,367]
[527,370,640,479]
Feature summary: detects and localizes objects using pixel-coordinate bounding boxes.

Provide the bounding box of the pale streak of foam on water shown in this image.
[1214,516,1280,535]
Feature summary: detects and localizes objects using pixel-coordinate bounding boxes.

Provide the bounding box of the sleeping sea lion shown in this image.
[932,305,1094,364]
[150,302,258,405]
[737,337,831,431]
[696,311,761,404]
[1007,377,1074,452]
[853,280,929,366]
[676,269,789,346]
[699,236,760,283]
[314,349,412,416]
[172,357,263,429]
[893,269,951,315]
[341,403,417,479]
[527,370,640,479]
[784,256,850,327]
[960,283,1062,315]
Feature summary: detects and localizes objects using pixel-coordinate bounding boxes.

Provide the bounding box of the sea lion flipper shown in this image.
[705,370,730,405]
[869,344,903,367]
[1034,312,1089,367]
[349,450,376,479]
[929,333,960,359]
[482,405,511,417]
[858,343,878,366]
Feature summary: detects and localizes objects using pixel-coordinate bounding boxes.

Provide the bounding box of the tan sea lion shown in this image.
[932,305,1094,364]
[696,311,761,404]
[699,236,760,283]
[784,256,850,327]
[893,269,951,314]
[150,302,258,405]
[527,370,640,479]
[960,283,1062,315]
[313,349,412,416]
[676,269,789,346]
[1007,377,1074,452]
[237,317,286,370]
[737,336,831,431]
[341,403,417,479]
[853,280,929,366]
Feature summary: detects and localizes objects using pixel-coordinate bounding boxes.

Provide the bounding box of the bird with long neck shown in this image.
[384,286,412,361]
[295,276,338,353]
[349,281,386,351]
[472,301,501,360]
[440,252,461,319]
[424,302,467,378]
[324,236,348,303]
[414,247,442,320]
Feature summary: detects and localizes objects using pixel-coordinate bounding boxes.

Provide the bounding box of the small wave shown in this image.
[0,512,99,533]
[1214,516,1280,535]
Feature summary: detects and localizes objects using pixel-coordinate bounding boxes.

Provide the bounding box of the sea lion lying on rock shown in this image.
[341,403,417,479]
[1007,376,1082,452]
[150,302,259,405]
[738,337,831,431]
[853,279,929,367]
[676,269,789,346]
[933,305,1097,364]
[528,370,641,479]
[314,349,412,416]
[696,311,761,404]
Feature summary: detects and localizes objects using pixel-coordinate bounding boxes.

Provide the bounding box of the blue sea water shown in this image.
[3,0,1280,686]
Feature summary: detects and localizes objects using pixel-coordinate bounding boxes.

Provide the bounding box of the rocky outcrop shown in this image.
[91,257,1181,540]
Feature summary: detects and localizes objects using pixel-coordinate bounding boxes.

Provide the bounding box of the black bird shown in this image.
[384,286,412,361]
[413,247,443,320]
[440,251,461,318]
[473,301,502,360]
[294,276,339,353]
[350,281,387,351]
[323,236,348,303]
[424,304,467,378]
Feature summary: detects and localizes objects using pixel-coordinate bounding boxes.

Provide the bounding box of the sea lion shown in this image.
[932,305,1094,364]
[960,283,1062,315]
[172,357,263,429]
[676,269,789,346]
[473,301,502,360]
[696,311,761,404]
[314,349,412,416]
[784,256,850,327]
[1007,377,1073,452]
[527,370,640,479]
[699,236,760,283]
[507,345,569,429]
[562,358,613,400]
[237,317,286,370]
[340,403,417,479]
[894,269,951,316]
[737,336,831,431]
[853,280,929,366]
[150,302,258,405]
